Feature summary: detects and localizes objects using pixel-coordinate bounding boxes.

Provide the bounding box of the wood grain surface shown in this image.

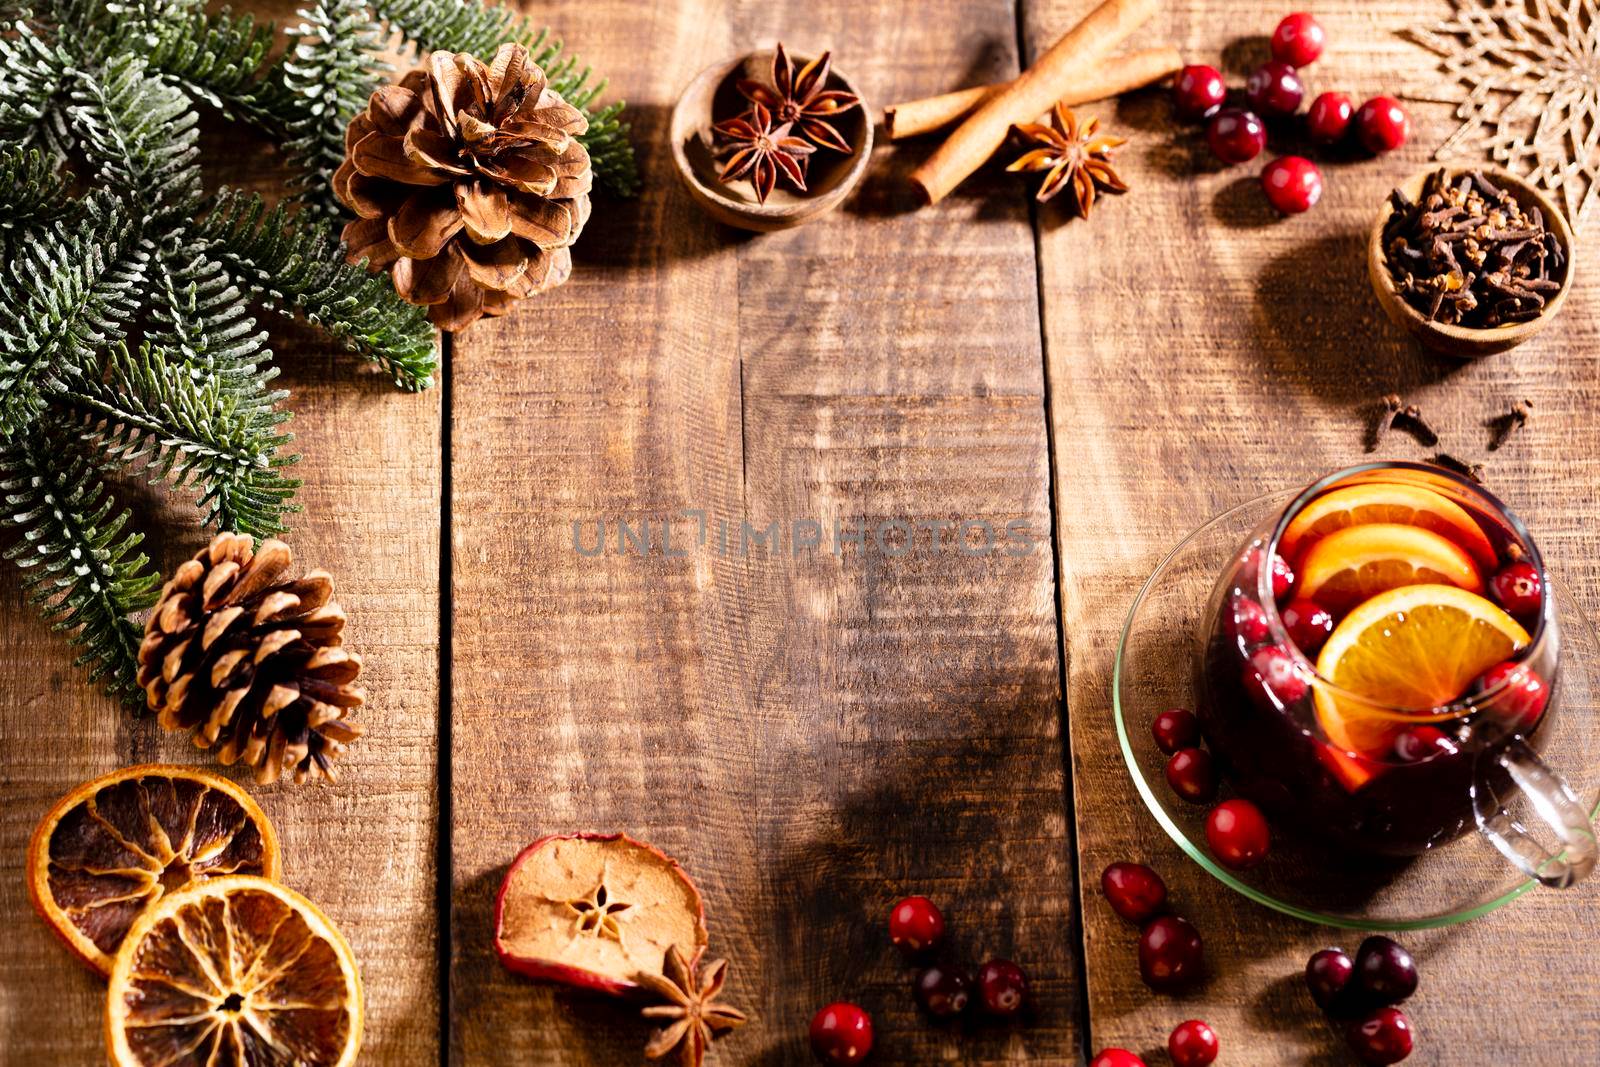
[0,344,442,1065]
[5,0,1600,1065]
[1031,1,1600,1063]
[447,1,1072,1063]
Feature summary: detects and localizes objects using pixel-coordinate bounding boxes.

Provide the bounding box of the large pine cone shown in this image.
[335,43,593,331]
[137,533,365,785]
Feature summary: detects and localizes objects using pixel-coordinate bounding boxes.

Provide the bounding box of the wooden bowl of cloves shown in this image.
[1368,165,1575,359]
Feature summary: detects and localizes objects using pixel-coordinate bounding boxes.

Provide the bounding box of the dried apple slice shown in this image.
[27,764,281,975]
[494,832,708,996]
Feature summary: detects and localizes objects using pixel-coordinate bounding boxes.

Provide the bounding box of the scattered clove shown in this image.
[1368,394,1404,451]
[1486,397,1533,451]
[1397,403,1440,447]
[1381,169,1566,328]
[1369,393,1440,451]
[1428,452,1485,483]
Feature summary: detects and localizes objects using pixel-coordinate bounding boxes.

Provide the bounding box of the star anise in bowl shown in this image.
[709,42,862,205]
[736,43,862,152]
[1007,103,1129,216]
[712,102,815,204]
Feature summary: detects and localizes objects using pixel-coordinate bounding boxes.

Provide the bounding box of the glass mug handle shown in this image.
[1474,739,1598,888]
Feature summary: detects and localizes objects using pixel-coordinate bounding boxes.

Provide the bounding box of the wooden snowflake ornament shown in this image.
[1407,0,1600,221]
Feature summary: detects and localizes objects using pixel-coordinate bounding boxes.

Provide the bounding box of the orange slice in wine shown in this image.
[1296,523,1484,613]
[27,765,281,975]
[1314,584,1530,755]
[106,875,363,1067]
[1279,481,1497,570]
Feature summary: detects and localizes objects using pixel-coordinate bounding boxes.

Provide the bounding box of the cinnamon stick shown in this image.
[910,0,1160,205]
[885,45,1181,141]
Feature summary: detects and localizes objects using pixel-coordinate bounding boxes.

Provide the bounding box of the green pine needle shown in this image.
[196,190,438,391]
[0,201,146,436]
[61,342,301,537]
[145,7,279,121]
[68,54,203,224]
[0,146,73,248]
[0,0,624,701]
[0,424,160,707]
[269,0,386,219]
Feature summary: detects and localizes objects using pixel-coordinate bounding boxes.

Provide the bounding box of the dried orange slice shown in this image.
[27,765,281,975]
[1297,523,1484,613]
[1279,481,1497,569]
[106,875,363,1067]
[1314,584,1531,755]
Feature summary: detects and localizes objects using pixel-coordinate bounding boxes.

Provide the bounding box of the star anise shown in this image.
[639,945,747,1067]
[736,43,861,152]
[712,101,814,204]
[1006,103,1128,215]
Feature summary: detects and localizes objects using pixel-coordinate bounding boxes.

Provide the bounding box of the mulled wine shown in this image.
[1197,463,1559,857]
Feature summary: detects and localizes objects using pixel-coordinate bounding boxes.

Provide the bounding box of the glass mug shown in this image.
[1196,462,1597,887]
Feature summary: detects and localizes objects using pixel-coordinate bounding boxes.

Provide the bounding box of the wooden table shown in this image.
[4,1,1600,1063]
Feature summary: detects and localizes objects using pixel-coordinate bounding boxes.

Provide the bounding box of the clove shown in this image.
[1369,393,1440,450]
[1486,398,1533,451]
[1428,452,1485,483]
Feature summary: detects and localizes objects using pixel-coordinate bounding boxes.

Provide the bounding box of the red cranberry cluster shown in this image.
[1093,862,1218,1066]
[1153,705,1273,871]
[1171,12,1411,214]
[811,896,1037,1062]
[1305,936,1420,1064]
[1089,1019,1219,1067]
[888,896,1033,1025]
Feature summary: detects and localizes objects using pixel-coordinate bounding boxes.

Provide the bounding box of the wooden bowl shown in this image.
[1368,165,1575,358]
[670,50,872,232]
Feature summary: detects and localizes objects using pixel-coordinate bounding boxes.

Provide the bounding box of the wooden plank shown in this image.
[0,354,442,1064]
[448,0,1076,1062]
[0,12,443,1046]
[1029,0,1600,1061]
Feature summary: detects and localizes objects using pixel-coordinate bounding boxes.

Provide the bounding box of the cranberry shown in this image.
[1345,1006,1415,1065]
[1243,643,1309,708]
[1475,660,1550,728]
[1262,156,1323,214]
[809,1002,873,1064]
[1173,64,1227,120]
[1168,1019,1220,1067]
[1354,96,1409,153]
[914,962,972,1018]
[1306,91,1354,144]
[1152,708,1200,753]
[1101,861,1168,923]
[1272,13,1327,67]
[1205,798,1270,869]
[976,959,1030,1016]
[1089,1051,1146,1067]
[1239,547,1295,599]
[1281,596,1333,653]
[1138,914,1204,990]
[1270,553,1296,599]
[1354,936,1418,1004]
[1392,724,1457,763]
[888,895,944,955]
[1165,747,1217,803]
[1207,108,1267,164]
[1305,947,1356,1013]
[1226,595,1271,645]
[1489,560,1543,618]
[1245,61,1305,116]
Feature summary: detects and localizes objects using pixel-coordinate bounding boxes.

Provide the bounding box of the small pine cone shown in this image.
[137,533,365,785]
[336,42,593,331]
